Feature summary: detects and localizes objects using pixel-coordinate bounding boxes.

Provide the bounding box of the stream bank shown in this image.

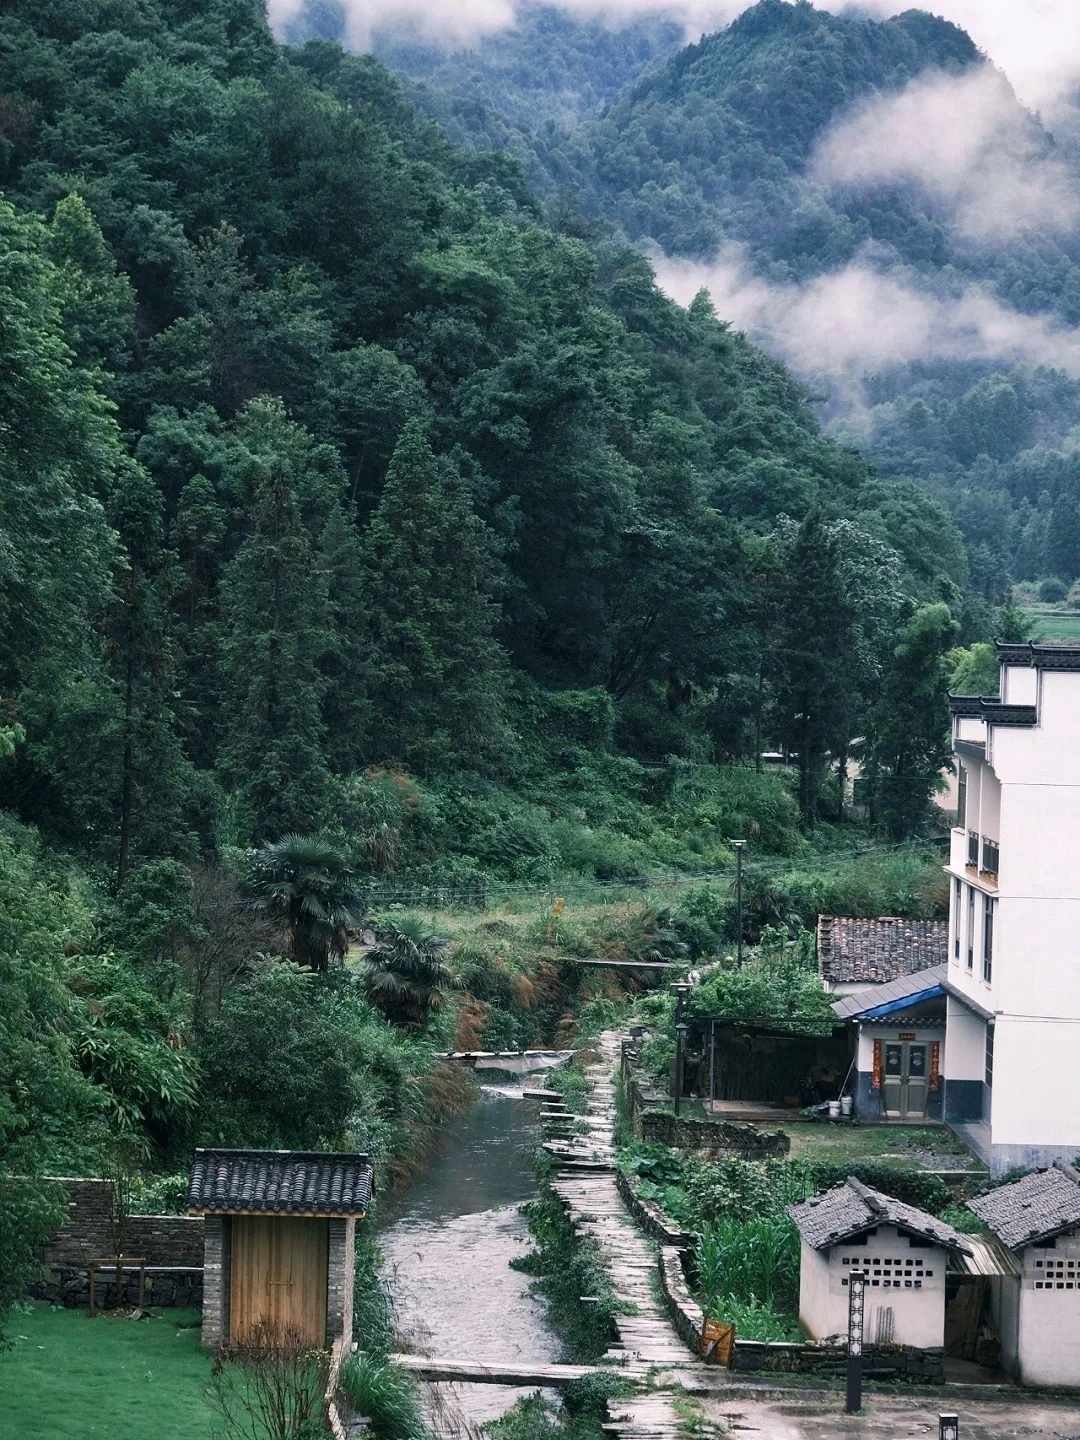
[379,1081,562,1430]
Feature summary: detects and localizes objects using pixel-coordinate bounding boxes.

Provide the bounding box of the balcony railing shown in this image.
[981,838,1000,879]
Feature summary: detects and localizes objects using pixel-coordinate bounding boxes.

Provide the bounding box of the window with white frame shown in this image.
[966,886,975,970]
[953,878,961,961]
[982,895,994,983]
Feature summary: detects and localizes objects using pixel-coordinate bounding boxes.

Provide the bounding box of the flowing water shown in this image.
[379,1082,562,1433]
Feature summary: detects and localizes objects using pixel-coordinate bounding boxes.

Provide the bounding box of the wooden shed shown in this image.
[187,1148,374,1352]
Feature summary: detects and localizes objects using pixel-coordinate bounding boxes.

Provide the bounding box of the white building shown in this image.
[789,1177,972,1348]
[945,642,1080,1175]
[832,643,1080,1176]
[969,1162,1080,1387]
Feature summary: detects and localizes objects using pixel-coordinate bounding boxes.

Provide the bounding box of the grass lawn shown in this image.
[781,1122,984,1171]
[0,1305,213,1440]
[1022,606,1080,642]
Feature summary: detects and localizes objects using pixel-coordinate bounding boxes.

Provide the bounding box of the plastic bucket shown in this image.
[840,1095,853,1117]
[828,1100,841,1119]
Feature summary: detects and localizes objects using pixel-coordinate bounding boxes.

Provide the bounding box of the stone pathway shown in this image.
[546,1030,699,1440]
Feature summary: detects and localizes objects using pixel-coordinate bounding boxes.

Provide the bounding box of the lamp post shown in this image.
[732,840,747,968]
[846,1267,866,1415]
[938,1416,959,1440]
[674,1022,688,1117]
[708,1018,716,1109]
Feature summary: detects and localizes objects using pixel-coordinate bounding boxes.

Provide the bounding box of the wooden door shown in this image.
[229,1216,329,1347]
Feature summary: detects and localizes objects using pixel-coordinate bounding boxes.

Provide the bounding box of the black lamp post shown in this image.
[846,1267,866,1415]
[668,981,692,1113]
[674,1022,689,1117]
[938,1416,959,1440]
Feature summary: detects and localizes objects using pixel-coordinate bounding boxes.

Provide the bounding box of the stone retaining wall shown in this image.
[656,1231,943,1382]
[614,1171,696,1248]
[28,1265,203,1310]
[620,1045,790,1160]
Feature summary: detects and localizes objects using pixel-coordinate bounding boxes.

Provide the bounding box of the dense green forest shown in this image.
[0,0,992,1335]
[286,0,1080,595]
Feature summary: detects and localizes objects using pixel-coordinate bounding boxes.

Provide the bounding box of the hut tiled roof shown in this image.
[817,916,948,987]
[969,1164,1080,1250]
[187,1149,374,1217]
[789,1177,972,1254]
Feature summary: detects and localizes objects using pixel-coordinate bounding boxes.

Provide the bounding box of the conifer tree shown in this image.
[217,400,335,842]
[866,603,958,840]
[776,513,852,827]
[362,422,508,773]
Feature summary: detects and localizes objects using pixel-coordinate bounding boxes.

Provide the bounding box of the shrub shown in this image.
[1038,576,1068,603]
[338,1353,428,1440]
[209,1322,331,1440]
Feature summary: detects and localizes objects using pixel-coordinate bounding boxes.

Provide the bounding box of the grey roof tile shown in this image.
[187,1149,373,1216]
[818,917,948,987]
[830,964,947,1021]
[789,1177,972,1254]
[969,1165,1080,1250]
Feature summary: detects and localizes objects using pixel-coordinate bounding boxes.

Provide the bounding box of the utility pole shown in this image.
[733,840,747,968]
[846,1268,866,1415]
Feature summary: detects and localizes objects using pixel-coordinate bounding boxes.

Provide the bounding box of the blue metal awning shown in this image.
[855,985,945,1020]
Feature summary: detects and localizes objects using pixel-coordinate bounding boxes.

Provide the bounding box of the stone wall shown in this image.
[39,1177,204,1269]
[620,1046,790,1160]
[28,1266,202,1311]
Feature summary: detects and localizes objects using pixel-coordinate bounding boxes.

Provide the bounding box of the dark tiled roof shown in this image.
[969,1165,1080,1250]
[789,1177,972,1254]
[817,916,948,987]
[187,1149,373,1216]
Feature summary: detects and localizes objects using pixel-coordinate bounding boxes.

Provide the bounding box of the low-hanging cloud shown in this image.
[268,1,1080,110]
[811,66,1080,244]
[654,247,1080,414]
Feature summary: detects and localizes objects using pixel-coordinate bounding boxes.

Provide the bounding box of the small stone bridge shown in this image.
[435,1049,573,1077]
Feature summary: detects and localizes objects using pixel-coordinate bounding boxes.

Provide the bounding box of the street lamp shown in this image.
[674,1022,689,1117]
[938,1417,959,1440]
[846,1268,866,1415]
[732,840,747,968]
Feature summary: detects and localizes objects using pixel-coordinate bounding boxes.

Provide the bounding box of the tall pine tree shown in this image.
[776,513,852,827]
[362,422,508,773]
[217,400,336,842]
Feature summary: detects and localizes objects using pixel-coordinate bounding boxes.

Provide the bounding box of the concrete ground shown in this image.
[700,1388,1080,1438]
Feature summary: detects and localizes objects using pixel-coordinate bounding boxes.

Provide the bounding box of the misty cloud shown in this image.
[811,67,1080,244]
[654,247,1080,412]
[270,1,1080,109]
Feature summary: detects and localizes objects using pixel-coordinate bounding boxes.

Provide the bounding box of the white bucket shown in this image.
[828,1100,841,1119]
[840,1095,853,1117]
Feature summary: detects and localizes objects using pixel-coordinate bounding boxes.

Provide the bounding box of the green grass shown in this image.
[781,1122,981,1170]
[0,1305,212,1440]
[1021,606,1080,642]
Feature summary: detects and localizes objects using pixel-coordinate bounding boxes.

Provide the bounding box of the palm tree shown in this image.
[248,834,363,971]
[363,916,453,1028]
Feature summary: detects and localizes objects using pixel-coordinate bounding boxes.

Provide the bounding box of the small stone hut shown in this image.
[790,1177,972,1349]
[969,1161,1080,1387]
[188,1148,373,1352]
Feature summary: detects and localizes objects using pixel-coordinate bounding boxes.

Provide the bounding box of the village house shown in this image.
[968,1162,1080,1388]
[825,642,1080,1175]
[789,1177,973,1348]
[188,1148,373,1356]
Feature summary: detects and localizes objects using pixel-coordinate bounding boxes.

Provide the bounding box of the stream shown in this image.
[379,1080,563,1433]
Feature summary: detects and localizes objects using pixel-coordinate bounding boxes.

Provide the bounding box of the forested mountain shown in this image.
[315,0,1080,593]
[0,0,970,875]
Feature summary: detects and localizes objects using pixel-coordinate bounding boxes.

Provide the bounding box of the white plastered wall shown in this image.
[797,1226,948,1349]
[1016,1228,1080,1388]
[942,994,984,1082]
